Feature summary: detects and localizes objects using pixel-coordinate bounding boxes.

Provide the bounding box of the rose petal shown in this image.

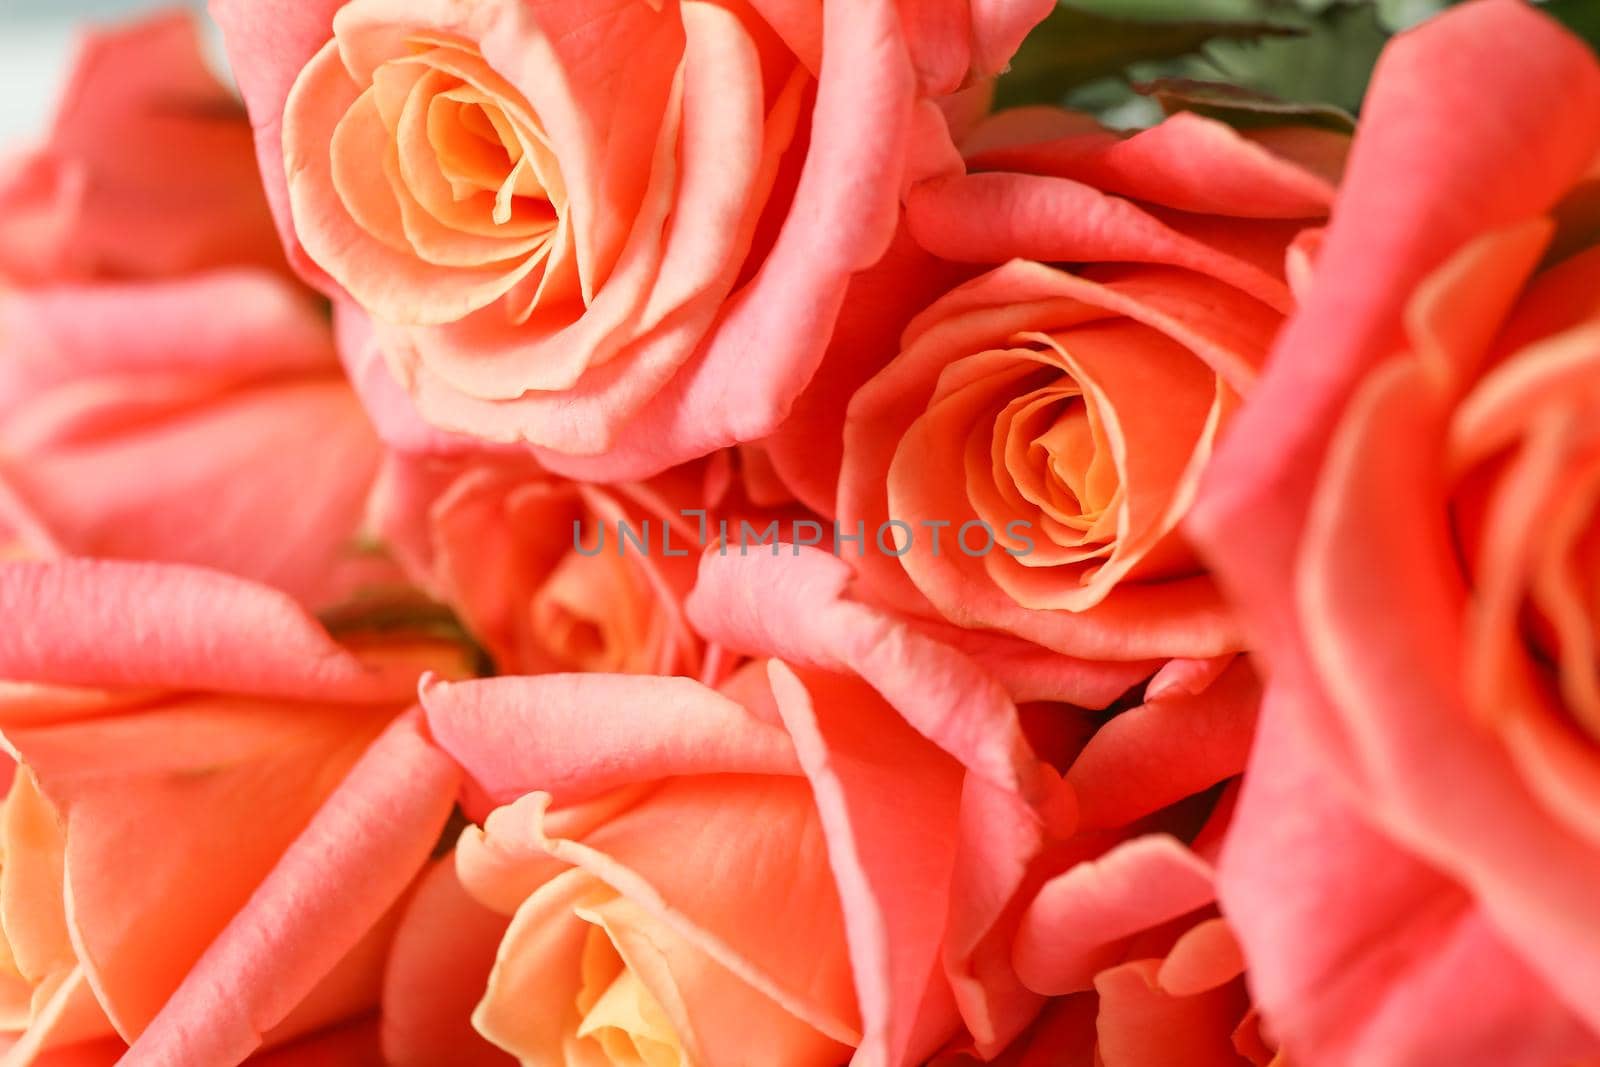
[1013,835,1215,997]
[0,560,416,704]
[380,857,514,1067]
[421,673,800,807]
[120,710,459,1066]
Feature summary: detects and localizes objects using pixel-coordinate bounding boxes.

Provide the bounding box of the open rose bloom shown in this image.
[5,0,1600,1063]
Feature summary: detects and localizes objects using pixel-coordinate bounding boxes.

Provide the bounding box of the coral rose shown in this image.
[923,654,1265,1067]
[0,271,389,607]
[0,14,392,609]
[831,105,1346,663]
[0,12,284,284]
[211,0,1054,477]
[0,560,470,1066]
[371,452,739,676]
[419,547,1074,1064]
[1188,1,1600,1062]
[998,831,1278,1067]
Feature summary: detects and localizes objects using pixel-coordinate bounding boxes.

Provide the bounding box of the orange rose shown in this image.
[419,547,1073,1065]
[0,560,469,1064]
[371,452,722,675]
[834,108,1345,661]
[214,0,1056,478]
[1188,1,1600,1062]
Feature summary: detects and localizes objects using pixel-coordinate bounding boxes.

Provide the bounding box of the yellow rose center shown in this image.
[575,916,688,1067]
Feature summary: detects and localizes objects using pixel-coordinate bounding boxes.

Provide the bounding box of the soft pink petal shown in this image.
[0,271,331,420]
[209,0,346,287]
[4,379,383,608]
[1219,701,1600,1067]
[907,173,1292,312]
[686,547,1062,812]
[0,560,418,704]
[1012,835,1215,997]
[967,111,1343,220]
[768,661,965,1066]
[421,673,800,808]
[381,857,514,1067]
[0,12,284,282]
[1067,658,1260,830]
[1297,354,1600,1028]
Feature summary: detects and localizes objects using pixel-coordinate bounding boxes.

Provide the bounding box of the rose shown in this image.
[1187,1,1600,1062]
[370,449,810,675]
[0,12,284,284]
[0,271,394,607]
[0,560,472,1065]
[829,105,1347,665]
[980,833,1275,1067]
[772,106,1307,1042]
[371,452,715,676]
[918,654,1266,1067]
[0,14,392,610]
[212,0,1054,479]
[908,651,1263,1067]
[418,547,1074,1063]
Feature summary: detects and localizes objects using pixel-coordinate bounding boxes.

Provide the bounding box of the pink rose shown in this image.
[1000,832,1275,1067]
[0,13,284,284]
[831,105,1347,664]
[418,547,1073,1064]
[0,272,389,607]
[922,656,1266,1067]
[211,0,1053,478]
[0,560,469,1065]
[371,451,743,676]
[0,14,392,609]
[1189,1,1600,1062]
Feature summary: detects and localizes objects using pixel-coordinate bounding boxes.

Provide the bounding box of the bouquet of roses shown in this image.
[1,0,1598,1063]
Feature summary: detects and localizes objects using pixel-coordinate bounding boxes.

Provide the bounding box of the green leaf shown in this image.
[994,3,1298,108]
[1539,0,1600,52]
[1136,76,1357,130]
[1202,3,1389,114]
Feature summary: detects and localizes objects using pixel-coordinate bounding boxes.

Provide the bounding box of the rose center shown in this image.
[963,348,1123,558]
[575,921,687,1067]
[530,550,648,674]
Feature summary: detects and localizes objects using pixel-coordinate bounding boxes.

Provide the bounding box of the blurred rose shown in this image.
[1188,1,1600,1063]
[369,447,818,677]
[831,105,1346,664]
[0,14,392,609]
[212,0,1054,478]
[0,560,470,1066]
[0,12,283,284]
[418,547,1074,1064]
[371,452,729,676]
[0,272,391,607]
